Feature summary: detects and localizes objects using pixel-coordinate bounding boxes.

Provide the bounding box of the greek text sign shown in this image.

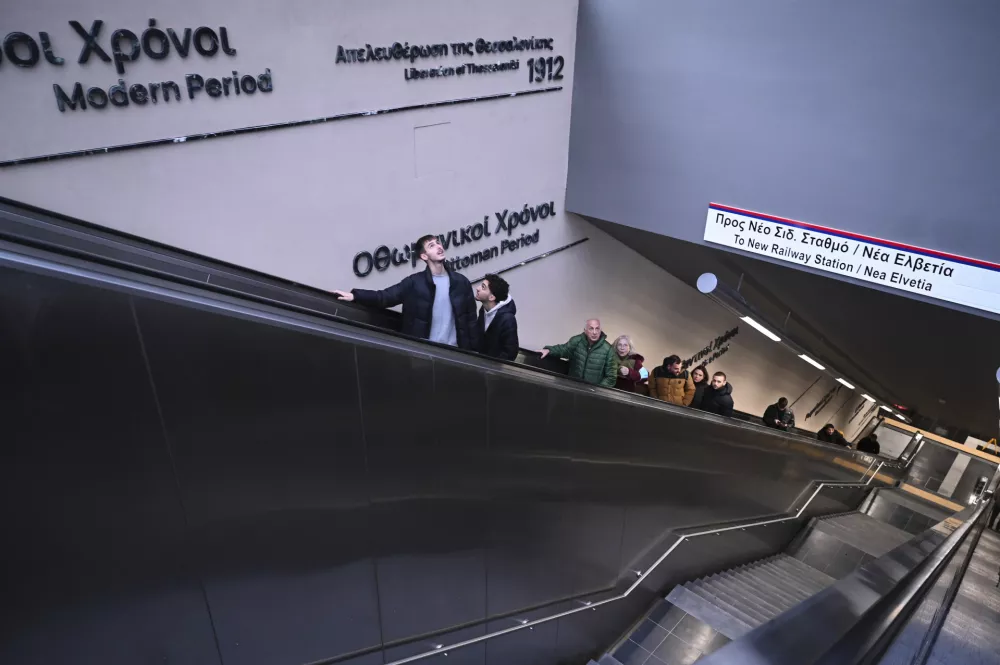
[0,0,575,165]
[704,203,1000,316]
[354,201,556,277]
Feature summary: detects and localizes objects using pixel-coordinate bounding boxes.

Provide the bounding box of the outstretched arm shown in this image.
[348,279,407,309]
[545,339,574,359]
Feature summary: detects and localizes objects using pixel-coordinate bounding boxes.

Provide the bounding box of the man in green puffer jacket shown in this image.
[539,318,618,387]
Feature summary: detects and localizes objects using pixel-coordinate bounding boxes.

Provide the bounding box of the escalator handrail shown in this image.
[0,235,901,665]
[812,498,990,665]
[0,196,904,471]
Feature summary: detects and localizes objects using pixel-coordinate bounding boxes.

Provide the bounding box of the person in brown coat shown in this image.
[648,355,696,406]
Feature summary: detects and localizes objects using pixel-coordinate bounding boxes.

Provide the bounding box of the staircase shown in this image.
[665,554,834,640]
[603,491,934,665]
[807,511,912,557]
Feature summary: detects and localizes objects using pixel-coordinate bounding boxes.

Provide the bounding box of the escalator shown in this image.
[597,487,990,665]
[0,197,990,665]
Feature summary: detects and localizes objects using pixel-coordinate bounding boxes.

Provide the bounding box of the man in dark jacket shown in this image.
[818,423,849,447]
[700,371,734,417]
[334,234,480,351]
[540,319,618,387]
[475,273,518,361]
[763,397,795,431]
[856,432,880,455]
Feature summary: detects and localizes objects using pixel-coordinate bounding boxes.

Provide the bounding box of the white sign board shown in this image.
[704,203,1000,316]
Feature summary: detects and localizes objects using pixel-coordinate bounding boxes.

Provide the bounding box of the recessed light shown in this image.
[740,316,781,342]
[836,378,855,389]
[798,354,825,370]
[861,394,876,403]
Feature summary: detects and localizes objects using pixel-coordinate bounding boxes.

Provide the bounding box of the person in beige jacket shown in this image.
[648,355,696,406]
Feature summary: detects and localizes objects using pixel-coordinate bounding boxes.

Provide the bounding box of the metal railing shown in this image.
[384,461,885,665]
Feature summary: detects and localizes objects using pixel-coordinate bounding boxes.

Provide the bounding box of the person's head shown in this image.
[584,319,602,342]
[663,355,682,374]
[823,424,835,435]
[475,273,509,305]
[777,397,789,409]
[613,335,633,357]
[691,366,708,384]
[869,433,878,441]
[711,371,727,389]
[415,234,446,264]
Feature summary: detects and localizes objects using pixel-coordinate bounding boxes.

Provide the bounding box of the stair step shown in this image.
[665,584,753,641]
[756,561,826,598]
[687,579,763,629]
[744,564,814,602]
[771,555,836,590]
[713,571,788,614]
[718,570,798,613]
[814,513,911,557]
[697,578,773,624]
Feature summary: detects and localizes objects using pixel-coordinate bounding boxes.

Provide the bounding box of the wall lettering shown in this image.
[1,21,272,113]
[353,201,556,277]
[335,35,565,85]
[805,385,841,421]
[682,327,739,369]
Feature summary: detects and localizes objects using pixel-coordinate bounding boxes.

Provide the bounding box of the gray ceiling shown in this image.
[587,216,1000,438]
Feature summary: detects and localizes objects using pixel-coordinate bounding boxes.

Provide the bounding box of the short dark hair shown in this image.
[414,234,438,257]
[777,397,788,407]
[664,355,681,366]
[823,423,835,430]
[483,273,509,302]
[713,371,727,380]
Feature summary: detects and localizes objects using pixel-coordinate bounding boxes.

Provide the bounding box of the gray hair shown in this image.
[612,335,634,355]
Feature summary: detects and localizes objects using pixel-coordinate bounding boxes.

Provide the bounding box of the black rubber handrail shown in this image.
[910,494,992,665]
[814,498,990,665]
[0,195,904,469]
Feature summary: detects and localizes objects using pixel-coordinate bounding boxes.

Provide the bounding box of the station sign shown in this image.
[704,203,1000,316]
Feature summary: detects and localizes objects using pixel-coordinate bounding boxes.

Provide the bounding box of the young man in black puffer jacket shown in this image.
[334,234,481,351]
[474,273,519,361]
[700,371,735,417]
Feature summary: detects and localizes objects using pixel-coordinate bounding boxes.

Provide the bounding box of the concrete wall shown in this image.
[0,0,865,430]
[0,0,579,293]
[566,0,1000,268]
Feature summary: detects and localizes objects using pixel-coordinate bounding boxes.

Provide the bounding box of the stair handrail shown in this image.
[381,464,884,665]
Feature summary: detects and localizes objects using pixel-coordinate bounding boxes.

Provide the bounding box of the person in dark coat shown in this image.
[700,371,734,417]
[856,432,880,455]
[817,423,849,447]
[689,365,709,409]
[474,273,519,361]
[334,234,480,351]
[763,397,796,431]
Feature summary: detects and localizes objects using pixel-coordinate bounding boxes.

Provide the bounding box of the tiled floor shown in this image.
[612,602,730,665]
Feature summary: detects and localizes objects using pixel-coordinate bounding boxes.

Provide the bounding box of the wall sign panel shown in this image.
[0,1,572,165]
[704,203,1000,316]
